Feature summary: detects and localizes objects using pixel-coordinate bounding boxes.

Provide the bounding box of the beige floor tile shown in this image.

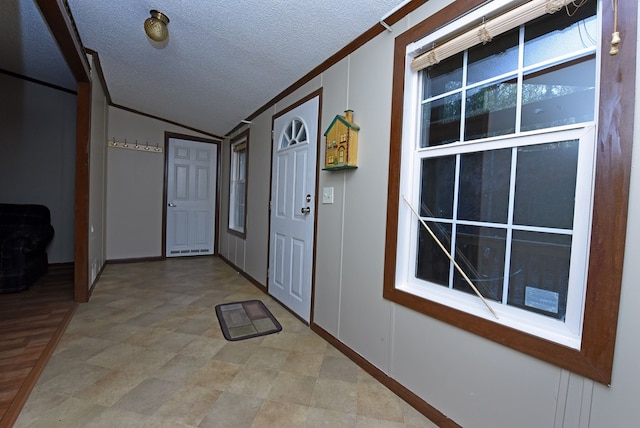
[187,359,242,390]
[177,336,226,359]
[305,407,357,428]
[251,400,309,428]
[201,325,226,339]
[38,362,111,396]
[292,333,329,355]
[281,350,325,377]
[84,321,146,342]
[266,371,317,406]
[148,315,190,330]
[154,354,210,383]
[355,415,407,428]
[319,355,359,383]
[147,330,200,353]
[401,402,440,428]
[83,408,151,428]
[34,354,80,385]
[111,378,182,416]
[125,326,174,347]
[52,336,115,361]
[226,366,279,399]
[356,383,405,422]
[86,342,145,369]
[212,341,263,364]
[154,384,222,426]
[310,378,358,414]
[258,330,299,351]
[111,347,177,377]
[198,391,263,428]
[126,310,174,327]
[244,346,290,370]
[174,317,214,335]
[74,369,145,407]
[17,397,107,428]
[13,388,68,427]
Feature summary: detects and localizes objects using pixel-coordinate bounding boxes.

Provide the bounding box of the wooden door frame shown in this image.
[162,132,222,258]
[36,0,92,302]
[267,88,323,323]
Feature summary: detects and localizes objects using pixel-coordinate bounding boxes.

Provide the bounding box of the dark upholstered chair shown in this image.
[0,204,55,293]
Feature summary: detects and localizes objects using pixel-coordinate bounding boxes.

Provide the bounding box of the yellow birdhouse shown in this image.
[323,110,359,170]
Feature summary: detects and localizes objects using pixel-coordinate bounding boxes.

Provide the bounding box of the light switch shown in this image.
[322,187,334,204]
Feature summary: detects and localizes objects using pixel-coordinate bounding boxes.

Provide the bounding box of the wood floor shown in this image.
[0,265,76,427]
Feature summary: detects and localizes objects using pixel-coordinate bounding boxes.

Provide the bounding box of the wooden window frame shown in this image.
[384,0,637,385]
[228,130,249,238]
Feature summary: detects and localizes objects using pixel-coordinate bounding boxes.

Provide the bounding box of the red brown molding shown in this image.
[218,255,268,293]
[311,322,461,427]
[74,82,91,303]
[34,0,90,83]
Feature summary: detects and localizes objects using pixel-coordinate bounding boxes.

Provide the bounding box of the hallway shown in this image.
[15,257,436,427]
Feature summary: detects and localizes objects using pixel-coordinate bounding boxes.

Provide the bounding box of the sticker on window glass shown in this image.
[524,286,559,314]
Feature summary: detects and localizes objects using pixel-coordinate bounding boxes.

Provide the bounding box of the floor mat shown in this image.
[215,300,282,341]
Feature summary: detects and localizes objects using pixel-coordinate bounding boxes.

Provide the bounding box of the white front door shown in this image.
[166,138,218,257]
[269,95,319,322]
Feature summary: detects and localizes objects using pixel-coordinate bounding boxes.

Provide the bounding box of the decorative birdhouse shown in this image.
[323,110,359,170]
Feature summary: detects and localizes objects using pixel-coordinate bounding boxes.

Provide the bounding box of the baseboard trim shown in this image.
[106,256,164,264]
[310,322,460,428]
[218,255,267,293]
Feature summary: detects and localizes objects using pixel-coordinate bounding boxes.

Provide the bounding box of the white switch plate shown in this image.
[322,187,334,204]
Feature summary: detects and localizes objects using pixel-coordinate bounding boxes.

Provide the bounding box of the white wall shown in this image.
[0,73,76,263]
[219,1,640,426]
[105,107,213,260]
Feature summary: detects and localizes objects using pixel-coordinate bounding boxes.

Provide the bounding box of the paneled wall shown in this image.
[217,1,640,426]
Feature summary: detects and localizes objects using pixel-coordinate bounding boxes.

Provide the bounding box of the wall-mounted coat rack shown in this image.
[107,139,163,153]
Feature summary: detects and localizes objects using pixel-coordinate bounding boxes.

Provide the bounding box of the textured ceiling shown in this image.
[2,0,407,137]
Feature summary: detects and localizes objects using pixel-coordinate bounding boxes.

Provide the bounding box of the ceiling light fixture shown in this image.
[144,10,170,42]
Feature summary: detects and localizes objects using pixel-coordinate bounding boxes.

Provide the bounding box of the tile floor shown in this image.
[15,257,438,427]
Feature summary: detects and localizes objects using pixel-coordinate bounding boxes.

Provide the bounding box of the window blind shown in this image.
[410,0,575,71]
[233,141,247,152]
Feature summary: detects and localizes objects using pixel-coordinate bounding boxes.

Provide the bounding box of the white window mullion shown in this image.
[449,154,462,290]
[501,147,518,305]
[514,25,525,134]
[460,50,469,143]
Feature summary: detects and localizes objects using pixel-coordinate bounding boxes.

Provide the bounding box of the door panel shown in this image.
[269,95,319,322]
[166,138,218,257]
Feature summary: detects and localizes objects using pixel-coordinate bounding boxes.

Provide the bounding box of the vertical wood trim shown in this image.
[74,82,91,302]
[582,0,638,383]
[37,0,92,302]
[34,0,90,83]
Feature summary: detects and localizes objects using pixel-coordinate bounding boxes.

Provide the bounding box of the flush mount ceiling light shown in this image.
[144,10,170,42]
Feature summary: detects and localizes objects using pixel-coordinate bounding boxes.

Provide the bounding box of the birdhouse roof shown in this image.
[324,111,360,136]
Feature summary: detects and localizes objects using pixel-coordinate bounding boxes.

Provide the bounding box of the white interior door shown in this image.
[269,96,319,322]
[166,138,217,257]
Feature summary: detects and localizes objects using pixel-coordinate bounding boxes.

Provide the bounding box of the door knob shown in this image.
[168,203,177,207]
[301,207,310,214]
